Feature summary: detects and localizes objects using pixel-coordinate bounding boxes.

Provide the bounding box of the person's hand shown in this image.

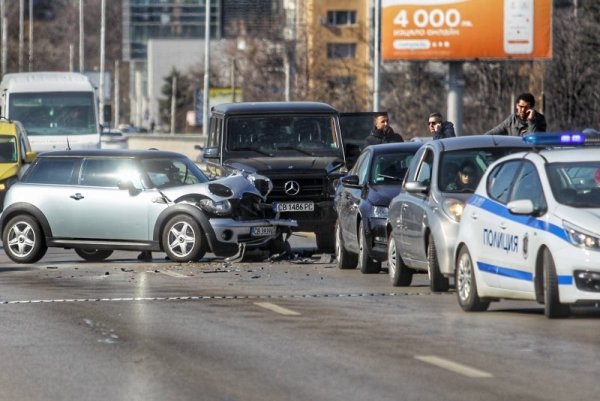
[526,108,536,121]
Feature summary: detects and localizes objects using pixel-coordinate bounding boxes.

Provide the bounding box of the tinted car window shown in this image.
[439,148,525,193]
[371,152,412,184]
[547,162,600,208]
[511,161,546,211]
[141,157,208,189]
[26,158,78,184]
[487,160,521,204]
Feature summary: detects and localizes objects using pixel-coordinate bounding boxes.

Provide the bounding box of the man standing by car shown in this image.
[428,112,456,139]
[484,92,547,136]
[363,113,404,148]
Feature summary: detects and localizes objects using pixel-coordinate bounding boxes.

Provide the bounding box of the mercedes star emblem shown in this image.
[284,180,301,196]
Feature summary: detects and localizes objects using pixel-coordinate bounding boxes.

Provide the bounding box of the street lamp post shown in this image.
[99,0,106,126]
[202,0,211,137]
[79,0,84,73]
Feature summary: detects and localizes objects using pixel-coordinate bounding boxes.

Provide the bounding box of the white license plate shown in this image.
[273,201,315,212]
[251,226,276,237]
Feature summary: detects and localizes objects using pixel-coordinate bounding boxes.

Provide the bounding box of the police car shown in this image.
[454,132,600,318]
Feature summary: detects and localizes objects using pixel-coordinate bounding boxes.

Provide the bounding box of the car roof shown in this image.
[428,134,532,152]
[36,149,187,159]
[533,147,600,163]
[211,101,339,115]
[363,142,422,155]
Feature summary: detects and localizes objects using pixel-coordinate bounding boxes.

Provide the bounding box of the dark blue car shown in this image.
[334,142,423,273]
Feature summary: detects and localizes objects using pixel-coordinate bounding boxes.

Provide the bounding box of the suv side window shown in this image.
[26,158,78,185]
[487,160,521,204]
[79,158,138,188]
[207,116,222,149]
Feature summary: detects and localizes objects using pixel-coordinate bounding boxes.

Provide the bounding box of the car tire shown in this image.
[542,248,570,319]
[387,232,413,286]
[75,248,114,262]
[357,221,381,274]
[335,220,357,269]
[427,235,450,292]
[161,214,206,263]
[2,214,47,264]
[455,246,489,312]
[316,227,335,254]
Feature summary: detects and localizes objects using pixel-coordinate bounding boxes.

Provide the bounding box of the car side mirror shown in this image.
[507,199,535,215]
[117,180,136,191]
[341,174,361,188]
[25,151,37,163]
[404,180,428,193]
[203,146,220,159]
[194,144,203,151]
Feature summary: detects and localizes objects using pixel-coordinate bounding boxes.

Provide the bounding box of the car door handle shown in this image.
[499,222,507,230]
[70,193,84,200]
[470,211,478,220]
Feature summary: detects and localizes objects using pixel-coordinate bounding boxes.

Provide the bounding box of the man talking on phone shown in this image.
[484,92,547,136]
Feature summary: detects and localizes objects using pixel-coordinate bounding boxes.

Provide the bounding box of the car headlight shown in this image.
[564,221,600,250]
[372,206,388,219]
[198,198,232,215]
[442,198,464,222]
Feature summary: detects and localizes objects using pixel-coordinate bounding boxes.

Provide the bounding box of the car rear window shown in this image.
[25,158,78,184]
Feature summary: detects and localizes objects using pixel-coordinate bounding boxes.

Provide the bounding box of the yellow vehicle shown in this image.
[0,119,36,208]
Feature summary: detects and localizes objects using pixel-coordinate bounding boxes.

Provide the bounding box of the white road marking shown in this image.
[160,270,187,278]
[254,302,301,316]
[414,355,493,378]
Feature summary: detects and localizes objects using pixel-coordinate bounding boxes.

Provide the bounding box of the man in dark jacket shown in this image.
[428,112,456,140]
[484,92,547,136]
[363,113,404,148]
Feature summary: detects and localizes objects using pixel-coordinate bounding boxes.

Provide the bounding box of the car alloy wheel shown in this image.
[455,246,489,312]
[2,215,47,264]
[162,214,206,263]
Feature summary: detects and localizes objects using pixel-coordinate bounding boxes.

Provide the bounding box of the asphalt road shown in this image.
[0,235,598,401]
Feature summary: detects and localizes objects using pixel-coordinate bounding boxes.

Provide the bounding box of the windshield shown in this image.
[9,92,97,136]
[226,115,342,156]
[0,135,17,163]
[439,148,526,193]
[370,152,413,185]
[141,157,209,189]
[547,162,600,208]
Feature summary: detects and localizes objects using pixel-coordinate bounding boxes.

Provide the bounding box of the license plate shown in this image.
[273,201,315,212]
[251,226,276,237]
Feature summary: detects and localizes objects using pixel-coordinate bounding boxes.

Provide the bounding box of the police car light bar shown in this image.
[523,132,588,146]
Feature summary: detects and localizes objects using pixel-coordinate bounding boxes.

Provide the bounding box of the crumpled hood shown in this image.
[555,205,600,235]
[223,156,344,174]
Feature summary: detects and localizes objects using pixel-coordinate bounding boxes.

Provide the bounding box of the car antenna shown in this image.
[66,137,71,150]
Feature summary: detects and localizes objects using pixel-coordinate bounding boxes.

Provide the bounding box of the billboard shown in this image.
[382,0,552,60]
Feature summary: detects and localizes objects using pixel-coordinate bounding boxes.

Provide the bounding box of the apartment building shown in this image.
[293,0,372,111]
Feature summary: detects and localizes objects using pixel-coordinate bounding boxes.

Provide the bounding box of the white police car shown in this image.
[454,132,600,318]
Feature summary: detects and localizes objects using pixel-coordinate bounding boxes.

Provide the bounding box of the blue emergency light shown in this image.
[523,132,587,146]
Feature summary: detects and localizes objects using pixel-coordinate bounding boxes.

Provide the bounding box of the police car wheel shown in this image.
[542,248,570,319]
[387,232,413,286]
[358,221,381,274]
[427,235,449,292]
[335,220,357,269]
[455,246,489,312]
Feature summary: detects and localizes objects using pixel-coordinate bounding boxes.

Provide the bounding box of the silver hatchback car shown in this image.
[386,135,531,291]
[0,149,296,263]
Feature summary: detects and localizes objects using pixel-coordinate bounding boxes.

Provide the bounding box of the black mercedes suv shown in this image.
[202,101,348,253]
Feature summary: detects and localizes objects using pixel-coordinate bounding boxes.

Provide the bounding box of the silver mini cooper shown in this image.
[0,149,296,263]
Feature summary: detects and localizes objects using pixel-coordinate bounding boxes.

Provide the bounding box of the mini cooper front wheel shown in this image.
[162,214,206,262]
[2,215,47,264]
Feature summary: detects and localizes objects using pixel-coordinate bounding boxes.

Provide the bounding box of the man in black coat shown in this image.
[363,113,404,149]
[428,112,456,140]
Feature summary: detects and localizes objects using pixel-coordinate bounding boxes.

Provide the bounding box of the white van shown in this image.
[0,72,100,151]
